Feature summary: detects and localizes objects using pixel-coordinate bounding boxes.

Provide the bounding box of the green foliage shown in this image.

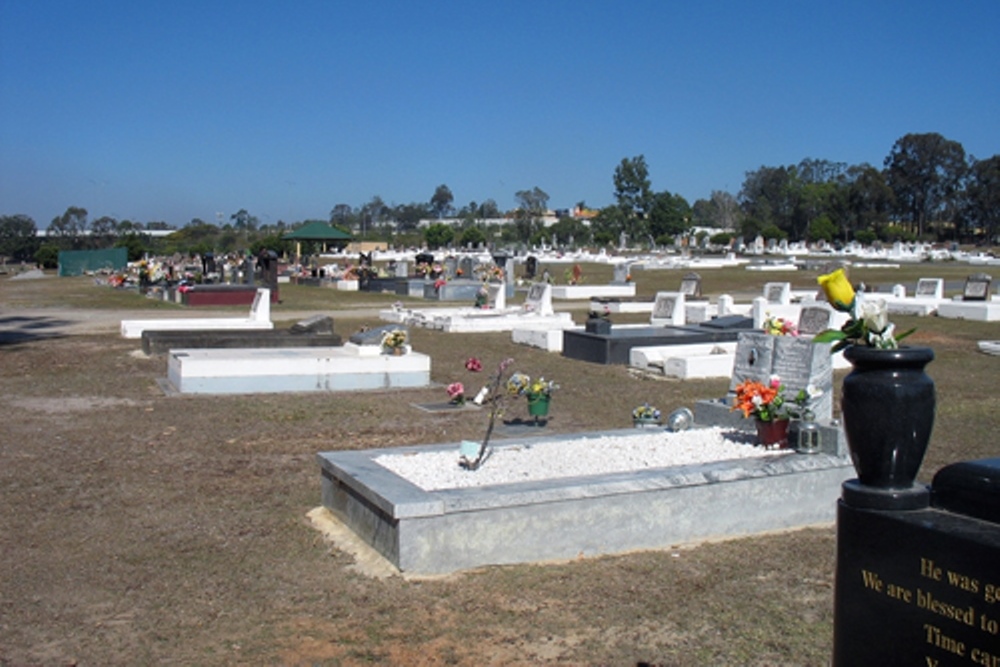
[709,232,732,246]
[854,229,877,245]
[807,215,837,242]
[114,232,147,262]
[0,214,40,261]
[34,243,59,268]
[424,222,454,249]
[457,226,486,248]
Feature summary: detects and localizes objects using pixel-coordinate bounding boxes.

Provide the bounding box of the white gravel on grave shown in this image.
[374,427,792,491]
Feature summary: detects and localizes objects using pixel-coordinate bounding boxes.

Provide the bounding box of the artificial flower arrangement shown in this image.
[457,357,557,470]
[763,314,798,337]
[507,373,557,400]
[446,382,465,405]
[474,285,489,309]
[632,403,662,422]
[813,268,914,351]
[732,375,821,423]
[380,328,408,351]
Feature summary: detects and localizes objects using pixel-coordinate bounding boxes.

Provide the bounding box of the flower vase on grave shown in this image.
[841,346,935,498]
[755,418,790,449]
[527,393,550,418]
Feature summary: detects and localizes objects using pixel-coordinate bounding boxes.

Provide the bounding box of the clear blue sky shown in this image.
[1,0,998,229]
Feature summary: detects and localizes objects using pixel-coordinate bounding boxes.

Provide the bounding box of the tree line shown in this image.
[2,132,996,266]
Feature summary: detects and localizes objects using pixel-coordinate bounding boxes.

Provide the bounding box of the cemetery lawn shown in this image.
[2,264,998,666]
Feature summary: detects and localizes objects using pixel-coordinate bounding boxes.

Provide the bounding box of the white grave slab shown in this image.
[167,343,431,394]
[649,292,686,326]
[121,288,274,339]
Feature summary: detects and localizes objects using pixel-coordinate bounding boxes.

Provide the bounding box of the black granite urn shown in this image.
[841,346,935,493]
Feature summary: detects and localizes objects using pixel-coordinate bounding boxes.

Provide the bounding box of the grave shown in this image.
[140,315,339,355]
[937,273,1000,321]
[382,283,574,333]
[832,458,1000,666]
[317,324,851,575]
[316,427,853,575]
[882,277,947,316]
[630,303,848,379]
[165,325,430,394]
[121,288,275,339]
[550,263,637,299]
[562,312,753,365]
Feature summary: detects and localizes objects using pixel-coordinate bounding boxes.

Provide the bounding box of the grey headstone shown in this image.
[797,306,832,336]
[458,256,474,279]
[349,324,408,346]
[443,257,458,279]
[729,332,833,421]
[525,256,538,279]
[613,264,630,284]
[915,278,941,298]
[679,272,702,298]
[963,273,991,301]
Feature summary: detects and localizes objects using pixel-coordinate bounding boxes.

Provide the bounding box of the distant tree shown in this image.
[884,132,967,238]
[964,155,1000,243]
[807,215,838,242]
[393,202,431,232]
[89,215,118,248]
[613,155,653,239]
[739,166,798,238]
[0,214,39,261]
[513,187,549,243]
[35,243,59,268]
[648,190,691,239]
[457,226,486,248]
[424,222,454,249]
[48,206,88,249]
[846,164,895,241]
[360,196,387,235]
[115,232,147,261]
[477,199,501,219]
[230,209,258,232]
[430,184,455,219]
[329,203,355,230]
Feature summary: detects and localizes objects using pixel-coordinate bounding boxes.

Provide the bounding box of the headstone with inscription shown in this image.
[915,278,943,299]
[764,282,792,305]
[962,273,992,301]
[797,305,834,337]
[650,292,686,327]
[612,263,630,284]
[443,257,458,280]
[679,272,702,298]
[833,458,1000,666]
[523,283,554,316]
[729,331,833,420]
[458,256,474,279]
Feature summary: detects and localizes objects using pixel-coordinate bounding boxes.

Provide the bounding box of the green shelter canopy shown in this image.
[283,221,352,256]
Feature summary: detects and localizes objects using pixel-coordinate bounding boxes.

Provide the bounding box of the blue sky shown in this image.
[1,1,998,229]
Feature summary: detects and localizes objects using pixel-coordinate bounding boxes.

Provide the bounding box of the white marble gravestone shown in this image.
[650,292,686,326]
[729,331,833,421]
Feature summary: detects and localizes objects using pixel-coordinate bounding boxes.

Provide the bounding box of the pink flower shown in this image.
[464,357,483,372]
[446,382,465,403]
[769,375,782,389]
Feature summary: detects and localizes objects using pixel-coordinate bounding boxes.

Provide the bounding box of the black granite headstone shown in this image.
[833,459,1000,666]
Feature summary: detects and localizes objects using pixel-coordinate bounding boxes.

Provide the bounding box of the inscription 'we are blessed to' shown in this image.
[859,557,1000,666]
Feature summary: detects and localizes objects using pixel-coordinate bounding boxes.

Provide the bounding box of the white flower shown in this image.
[805,384,823,399]
[858,298,889,333]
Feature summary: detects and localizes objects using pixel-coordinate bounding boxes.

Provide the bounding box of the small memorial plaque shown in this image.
[963,273,992,301]
[798,306,832,336]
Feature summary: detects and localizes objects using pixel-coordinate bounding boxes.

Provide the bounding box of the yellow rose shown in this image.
[817,268,856,312]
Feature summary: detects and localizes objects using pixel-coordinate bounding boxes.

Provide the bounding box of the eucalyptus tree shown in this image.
[48,206,89,249]
[0,214,39,261]
[513,187,549,244]
[613,155,653,239]
[430,184,455,219]
[884,132,967,238]
[964,155,1000,243]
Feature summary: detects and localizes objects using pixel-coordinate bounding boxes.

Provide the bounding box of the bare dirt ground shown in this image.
[2,271,998,666]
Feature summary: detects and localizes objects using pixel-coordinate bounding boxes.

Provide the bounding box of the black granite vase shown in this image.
[841,346,935,489]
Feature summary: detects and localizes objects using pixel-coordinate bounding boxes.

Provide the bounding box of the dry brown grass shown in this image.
[1,263,998,665]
